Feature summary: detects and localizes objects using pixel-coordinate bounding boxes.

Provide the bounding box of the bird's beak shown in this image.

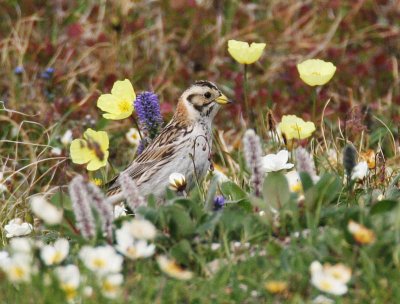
[215,94,231,105]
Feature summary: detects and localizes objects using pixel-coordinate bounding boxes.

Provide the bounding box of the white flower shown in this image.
[125,128,141,146]
[40,238,69,265]
[4,218,33,238]
[120,218,157,240]
[156,255,193,280]
[114,203,127,219]
[169,172,187,192]
[0,251,10,267]
[79,245,123,275]
[310,261,351,296]
[55,264,80,301]
[0,253,32,283]
[115,228,155,260]
[30,195,63,225]
[100,273,123,299]
[51,147,62,156]
[262,150,294,173]
[10,237,33,255]
[61,130,73,146]
[351,161,368,180]
[313,295,334,304]
[211,166,229,184]
[0,183,6,193]
[285,171,302,193]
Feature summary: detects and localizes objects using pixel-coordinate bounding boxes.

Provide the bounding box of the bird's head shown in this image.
[176,80,231,122]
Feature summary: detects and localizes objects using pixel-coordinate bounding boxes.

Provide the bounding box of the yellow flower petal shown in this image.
[97,94,121,114]
[86,151,109,171]
[70,129,109,171]
[228,40,266,64]
[111,79,136,102]
[279,115,316,140]
[84,129,109,151]
[70,139,92,164]
[297,59,336,86]
[97,79,135,120]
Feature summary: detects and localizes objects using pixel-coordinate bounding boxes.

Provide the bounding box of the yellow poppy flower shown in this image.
[227,40,266,64]
[297,59,336,86]
[279,115,316,140]
[70,128,109,171]
[97,79,136,120]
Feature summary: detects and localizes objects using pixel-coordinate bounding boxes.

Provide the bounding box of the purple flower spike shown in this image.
[213,195,225,211]
[134,92,163,139]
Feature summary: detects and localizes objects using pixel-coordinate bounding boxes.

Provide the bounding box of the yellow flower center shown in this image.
[126,247,137,258]
[62,284,77,300]
[166,261,184,275]
[320,279,333,291]
[91,178,103,186]
[118,100,132,113]
[311,71,321,76]
[93,258,106,268]
[265,281,287,294]
[10,266,25,279]
[51,251,64,264]
[103,280,118,293]
[355,229,374,244]
[291,182,302,193]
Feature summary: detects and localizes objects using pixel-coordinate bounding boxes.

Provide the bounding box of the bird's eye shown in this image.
[204,92,212,99]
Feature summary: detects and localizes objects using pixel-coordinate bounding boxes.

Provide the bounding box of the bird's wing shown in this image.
[106,121,191,196]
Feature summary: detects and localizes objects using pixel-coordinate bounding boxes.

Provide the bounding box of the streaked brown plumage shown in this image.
[107,81,230,199]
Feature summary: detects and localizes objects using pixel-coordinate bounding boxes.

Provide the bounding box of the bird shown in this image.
[106,80,231,200]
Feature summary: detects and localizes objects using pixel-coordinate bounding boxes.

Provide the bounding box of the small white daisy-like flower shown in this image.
[310,261,351,296]
[30,195,63,225]
[313,295,334,304]
[55,264,80,301]
[40,238,69,266]
[120,218,157,240]
[51,147,62,156]
[115,228,155,260]
[114,203,127,219]
[100,273,123,299]
[79,245,123,275]
[0,253,32,283]
[61,129,73,146]
[168,173,186,192]
[125,128,141,146]
[156,255,193,280]
[262,150,294,173]
[285,171,302,193]
[10,237,33,255]
[351,161,368,180]
[4,218,33,238]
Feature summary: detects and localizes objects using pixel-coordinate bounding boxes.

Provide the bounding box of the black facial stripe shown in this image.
[187,94,196,102]
[194,80,218,91]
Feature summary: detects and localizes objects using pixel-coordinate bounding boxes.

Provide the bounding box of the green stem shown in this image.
[243,64,252,128]
[312,88,317,122]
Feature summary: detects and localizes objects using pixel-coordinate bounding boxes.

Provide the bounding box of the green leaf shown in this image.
[221,181,247,200]
[305,173,341,210]
[196,212,222,235]
[262,172,290,209]
[299,172,314,192]
[370,200,398,215]
[170,240,193,265]
[163,205,195,239]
